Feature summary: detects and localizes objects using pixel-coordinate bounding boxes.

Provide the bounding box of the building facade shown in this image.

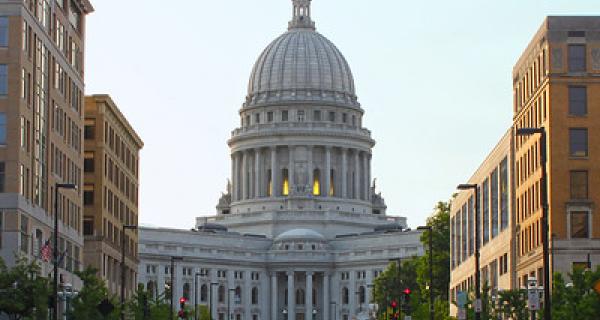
[449,16,600,315]
[138,1,423,319]
[449,130,515,315]
[83,94,143,298]
[0,0,93,292]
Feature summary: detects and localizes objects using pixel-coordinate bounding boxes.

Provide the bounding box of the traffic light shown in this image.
[178,297,187,319]
[390,300,398,309]
[402,288,412,314]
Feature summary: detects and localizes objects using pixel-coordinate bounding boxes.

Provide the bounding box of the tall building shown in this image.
[449,16,600,315]
[138,1,423,320]
[0,0,93,291]
[513,16,600,288]
[83,94,143,298]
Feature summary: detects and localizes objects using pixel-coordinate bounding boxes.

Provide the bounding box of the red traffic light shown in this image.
[403,288,411,295]
[179,297,186,304]
[390,300,398,308]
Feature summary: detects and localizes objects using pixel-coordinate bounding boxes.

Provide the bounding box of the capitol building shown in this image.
[138,1,423,319]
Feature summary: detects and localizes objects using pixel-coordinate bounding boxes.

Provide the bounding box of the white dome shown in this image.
[275,228,326,241]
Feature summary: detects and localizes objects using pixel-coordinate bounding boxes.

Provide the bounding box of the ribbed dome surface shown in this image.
[245,29,358,108]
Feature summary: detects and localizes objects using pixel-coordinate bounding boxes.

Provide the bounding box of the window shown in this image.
[313,169,321,196]
[84,190,94,205]
[183,283,191,300]
[84,125,95,139]
[313,110,321,121]
[0,162,4,192]
[569,86,587,116]
[569,128,588,157]
[68,1,81,30]
[235,286,242,304]
[282,110,288,122]
[328,111,335,122]
[282,168,289,196]
[297,110,304,122]
[245,115,250,126]
[83,219,93,235]
[500,158,508,231]
[491,168,499,238]
[267,111,273,122]
[359,286,365,304]
[20,215,28,253]
[218,285,225,302]
[483,178,489,244]
[255,113,260,124]
[251,287,259,304]
[570,170,588,199]
[84,156,94,173]
[342,113,347,123]
[0,17,8,47]
[568,45,586,72]
[0,65,7,95]
[570,211,589,238]
[342,287,349,304]
[201,284,208,302]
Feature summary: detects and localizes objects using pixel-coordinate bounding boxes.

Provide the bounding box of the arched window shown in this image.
[218,285,225,303]
[296,289,305,305]
[201,284,208,302]
[235,286,242,304]
[147,281,155,298]
[251,287,259,305]
[183,283,191,300]
[313,169,321,196]
[329,169,335,196]
[342,287,349,304]
[284,289,288,305]
[282,169,289,196]
[359,286,365,304]
[313,288,317,305]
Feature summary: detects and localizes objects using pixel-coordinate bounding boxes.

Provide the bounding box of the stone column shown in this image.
[349,271,356,317]
[287,271,295,320]
[233,153,239,202]
[211,269,218,320]
[354,151,360,200]
[366,271,373,307]
[244,271,251,320]
[157,265,165,297]
[308,146,314,195]
[228,270,235,320]
[323,273,329,320]
[271,147,278,197]
[324,147,331,198]
[362,153,368,201]
[255,149,261,198]
[288,146,295,195]
[305,272,313,320]
[271,272,278,320]
[242,151,248,200]
[367,154,371,201]
[331,272,340,320]
[260,272,269,320]
[341,148,347,198]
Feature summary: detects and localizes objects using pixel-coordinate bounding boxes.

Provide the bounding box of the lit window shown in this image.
[313,169,320,196]
[282,169,289,196]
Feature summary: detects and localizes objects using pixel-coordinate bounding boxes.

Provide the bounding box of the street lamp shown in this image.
[312,308,318,320]
[282,307,288,320]
[121,224,138,320]
[170,256,183,320]
[516,127,551,320]
[457,183,481,320]
[417,225,434,320]
[53,182,77,320]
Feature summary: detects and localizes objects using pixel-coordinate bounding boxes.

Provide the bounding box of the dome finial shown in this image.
[288,0,315,30]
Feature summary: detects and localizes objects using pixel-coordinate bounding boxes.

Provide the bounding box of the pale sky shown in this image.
[85,0,600,229]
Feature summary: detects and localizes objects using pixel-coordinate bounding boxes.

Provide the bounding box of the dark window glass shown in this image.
[83,191,94,205]
[342,113,347,123]
[467,201,473,256]
[328,111,335,122]
[500,158,508,230]
[245,115,250,126]
[84,125,95,139]
[0,162,4,192]
[282,110,288,122]
[83,219,94,235]
[570,170,588,199]
[254,113,260,124]
[84,158,94,172]
[569,86,587,116]
[568,45,586,72]
[483,178,490,244]
[0,17,8,47]
[313,110,321,121]
[491,169,499,238]
[461,207,467,261]
[570,211,589,238]
[569,128,588,157]
[267,112,273,122]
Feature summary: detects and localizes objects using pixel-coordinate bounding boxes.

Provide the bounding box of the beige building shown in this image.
[449,16,600,315]
[449,130,515,315]
[0,0,93,291]
[83,94,143,298]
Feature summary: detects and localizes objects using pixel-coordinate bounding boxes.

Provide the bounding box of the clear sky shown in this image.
[85,0,600,229]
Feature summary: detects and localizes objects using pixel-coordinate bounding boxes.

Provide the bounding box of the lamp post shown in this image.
[517,127,550,320]
[282,308,288,320]
[121,224,138,320]
[53,183,77,320]
[312,308,317,320]
[417,225,433,320]
[170,256,183,320]
[457,183,481,320]
[210,282,219,320]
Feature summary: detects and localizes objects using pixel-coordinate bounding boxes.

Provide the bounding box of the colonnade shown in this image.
[231,146,371,203]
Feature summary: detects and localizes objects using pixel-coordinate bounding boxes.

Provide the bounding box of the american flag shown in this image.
[40,240,52,262]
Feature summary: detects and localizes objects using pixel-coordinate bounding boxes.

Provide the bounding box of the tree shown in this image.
[127,283,172,320]
[69,267,118,320]
[551,267,600,320]
[0,257,49,320]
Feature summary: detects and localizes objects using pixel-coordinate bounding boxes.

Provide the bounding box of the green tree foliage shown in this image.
[551,267,600,320]
[198,305,211,320]
[372,200,452,320]
[0,257,49,320]
[69,267,118,320]
[127,283,172,319]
